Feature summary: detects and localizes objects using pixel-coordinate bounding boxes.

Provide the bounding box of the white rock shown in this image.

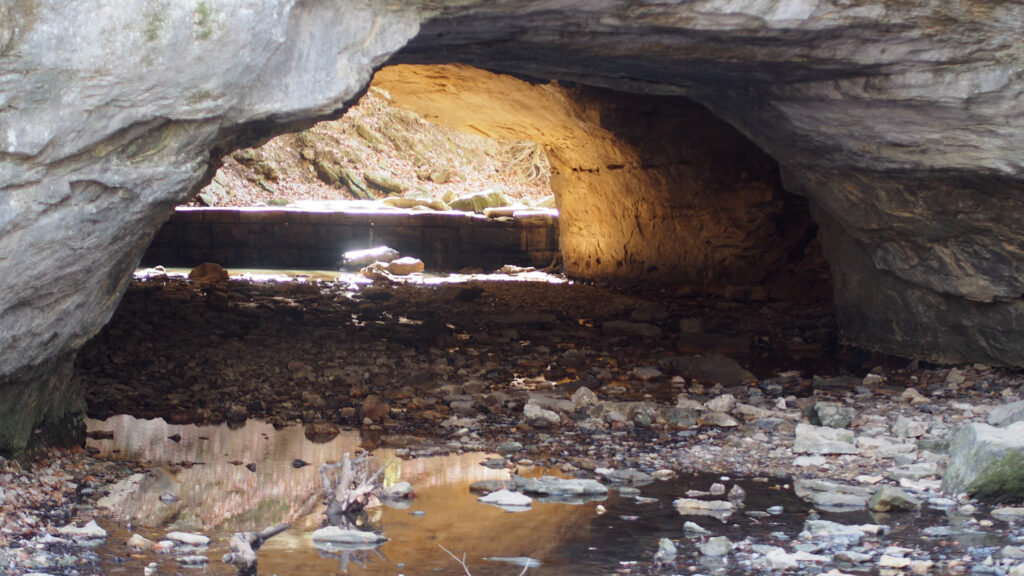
[794,455,827,467]
[127,533,156,551]
[58,520,107,540]
[312,526,387,544]
[704,394,736,413]
[879,555,911,568]
[165,532,210,547]
[523,402,560,424]
[793,423,857,454]
[893,415,926,438]
[478,489,532,507]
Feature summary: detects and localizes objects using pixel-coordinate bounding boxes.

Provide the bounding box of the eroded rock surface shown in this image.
[4,0,1024,452]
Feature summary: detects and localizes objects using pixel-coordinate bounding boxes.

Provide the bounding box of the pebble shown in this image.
[478,489,532,508]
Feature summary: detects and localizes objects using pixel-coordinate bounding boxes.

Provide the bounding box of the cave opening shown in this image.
[83,63,841,429]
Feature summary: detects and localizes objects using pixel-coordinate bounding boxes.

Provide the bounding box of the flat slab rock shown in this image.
[312,526,387,544]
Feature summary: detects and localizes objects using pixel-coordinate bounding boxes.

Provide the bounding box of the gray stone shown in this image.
[571,387,599,410]
[942,422,1024,499]
[523,403,560,426]
[868,486,922,512]
[683,521,710,535]
[513,475,609,496]
[449,187,511,213]
[793,423,857,455]
[988,400,1024,427]
[655,537,677,562]
[165,532,210,547]
[811,402,855,429]
[802,519,864,547]
[793,479,872,509]
[698,536,732,557]
[311,527,387,544]
[705,394,736,414]
[697,412,739,428]
[893,415,927,438]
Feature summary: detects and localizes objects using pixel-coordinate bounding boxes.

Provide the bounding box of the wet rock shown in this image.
[793,423,857,454]
[794,479,871,509]
[803,519,864,547]
[312,526,387,544]
[58,520,107,541]
[868,486,922,512]
[835,550,872,563]
[673,498,735,518]
[478,489,532,508]
[988,400,1024,427]
[304,421,340,443]
[127,534,156,551]
[699,536,733,556]
[809,402,855,428]
[383,481,414,500]
[661,354,755,386]
[177,555,209,565]
[159,491,180,503]
[513,475,608,497]
[727,484,746,504]
[943,421,1024,499]
[683,521,710,535]
[991,507,1024,521]
[496,441,523,454]
[654,537,677,562]
[292,459,310,469]
[603,320,661,338]
[595,468,653,485]
[166,532,210,547]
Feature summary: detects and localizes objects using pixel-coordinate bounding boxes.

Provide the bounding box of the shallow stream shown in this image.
[80,416,1017,576]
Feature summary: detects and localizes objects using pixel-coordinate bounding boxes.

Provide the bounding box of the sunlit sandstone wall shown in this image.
[373,65,821,294]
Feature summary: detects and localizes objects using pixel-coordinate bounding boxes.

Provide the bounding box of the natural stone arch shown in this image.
[4,0,1024,455]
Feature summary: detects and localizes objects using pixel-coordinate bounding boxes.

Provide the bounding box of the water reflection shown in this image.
[85,416,599,575]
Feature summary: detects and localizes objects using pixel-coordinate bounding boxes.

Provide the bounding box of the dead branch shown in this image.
[222,522,290,576]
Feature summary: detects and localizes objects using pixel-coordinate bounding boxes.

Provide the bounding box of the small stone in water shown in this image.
[292,459,310,469]
[158,492,180,503]
[698,536,732,556]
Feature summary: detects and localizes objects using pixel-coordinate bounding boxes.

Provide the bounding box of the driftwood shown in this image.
[320,452,388,525]
[222,522,290,576]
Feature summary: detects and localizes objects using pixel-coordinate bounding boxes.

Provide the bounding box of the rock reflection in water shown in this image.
[85,416,599,575]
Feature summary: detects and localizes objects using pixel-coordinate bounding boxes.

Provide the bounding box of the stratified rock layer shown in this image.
[4,0,1024,452]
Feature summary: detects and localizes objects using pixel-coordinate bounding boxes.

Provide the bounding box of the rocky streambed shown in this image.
[2,270,1024,575]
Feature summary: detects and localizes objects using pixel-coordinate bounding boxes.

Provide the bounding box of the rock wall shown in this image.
[0,0,422,456]
[3,0,1024,453]
[373,65,822,294]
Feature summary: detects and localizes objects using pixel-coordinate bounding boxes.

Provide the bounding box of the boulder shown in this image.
[988,400,1024,427]
[942,421,1024,499]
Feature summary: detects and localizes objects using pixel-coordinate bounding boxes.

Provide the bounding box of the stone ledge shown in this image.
[142,207,560,271]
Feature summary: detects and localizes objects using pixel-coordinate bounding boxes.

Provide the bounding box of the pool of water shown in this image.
[82,416,1014,576]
